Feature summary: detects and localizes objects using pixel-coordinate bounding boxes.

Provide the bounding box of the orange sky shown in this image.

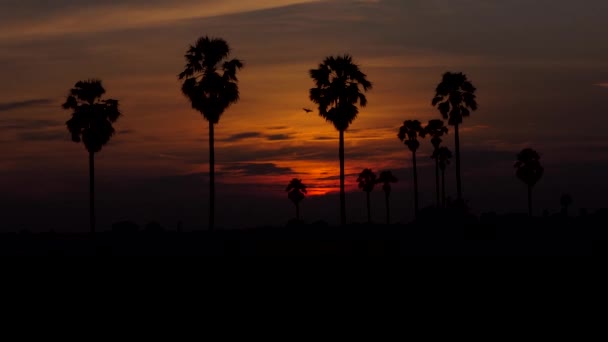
[1,0,608,230]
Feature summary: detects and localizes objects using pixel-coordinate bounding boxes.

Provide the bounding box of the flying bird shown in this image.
[303,108,313,113]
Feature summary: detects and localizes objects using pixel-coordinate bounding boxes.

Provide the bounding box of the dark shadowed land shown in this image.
[2,209,607,256]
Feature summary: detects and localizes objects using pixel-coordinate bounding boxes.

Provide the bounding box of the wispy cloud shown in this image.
[221,162,294,176]
[222,131,263,142]
[0,118,62,130]
[594,83,608,88]
[266,134,291,141]
[17,130,67,142]
[0,99,53,112]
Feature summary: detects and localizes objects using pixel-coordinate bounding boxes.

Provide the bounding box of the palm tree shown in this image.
[357,168,377,223]
[309,54,372,226]
[377,170,398,224]
[398,119,425,217]
[63,79,121,233]
[436,146,452,208]
[286,178,307,221]
[178,36,243,231]
[514,148,544,216]
[424,119,448,208]
[432,72,477,200]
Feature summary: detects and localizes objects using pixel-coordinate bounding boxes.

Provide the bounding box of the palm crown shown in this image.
[357,168,377,193]
[515,148,544,187]
[286,178,307,204]
[425,119,448,150]
[377,170,398,195]
[63,80,121,153]
[398,120,424,152]
[178,36,243,124]
[432,72,478,126]
[309,54,372,131]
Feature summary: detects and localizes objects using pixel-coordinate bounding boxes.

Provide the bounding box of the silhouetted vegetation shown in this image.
[398,120,424,217]
[424,119,448,208]
[432,72,477,200]
[62,80,121,233]
[178,36,243,231]
[377,170,398,224]
[357,168,376,223]
[309,54,372,226]
[286,178,307,221]
[515,148,544,216]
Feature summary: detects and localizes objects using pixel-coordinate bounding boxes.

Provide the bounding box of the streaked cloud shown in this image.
[0,99,53,112]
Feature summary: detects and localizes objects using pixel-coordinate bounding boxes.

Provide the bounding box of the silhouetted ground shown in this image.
[1,209,606,255]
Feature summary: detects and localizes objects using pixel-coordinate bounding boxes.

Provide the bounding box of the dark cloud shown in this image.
[17,130,67,141]
[0,118,62,130]
[0,99,53,112]
[313,136,337,141]
[118,129,136,135]
[222,163,294,176]
[267,126,288,130]
[222,131,263,142]
[266,134,291,141]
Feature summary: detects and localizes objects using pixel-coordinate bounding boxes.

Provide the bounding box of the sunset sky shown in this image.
[1,0,607,231]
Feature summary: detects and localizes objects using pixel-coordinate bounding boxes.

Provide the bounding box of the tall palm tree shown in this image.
[178,36,243,231]
[309,54,372,226]
[377,170,398,224]
[398,119,425,217]
[357,168,377,223]
[432,72,477,200]
[436,146,452,208]
[514,148,544,216]
[286,178,307,221]
[424,119,448,208]
[63,79,121,233]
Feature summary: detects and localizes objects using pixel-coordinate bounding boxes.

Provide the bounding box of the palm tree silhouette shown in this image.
[398,119,425,218]
[514,148,544,216]
[178,36,243,231]
[432,72,477,200]
[309,54,372,226]
[377,170,398,224]
[560,193,573,216]
[436,146,452,208]
[62,80,121,233]
[286,178,307,221]
[357,168,377,223]
[424,119,448,208]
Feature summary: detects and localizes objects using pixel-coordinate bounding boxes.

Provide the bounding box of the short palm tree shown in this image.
[398,119,425,217]
[309,54,372,226]
[63,79,121,233]
[357,168,377,223]
[178,36,243,231]
[377,170,398,224]
[425,119,448,208]
[436,146,452,208]
[514,148,544,216]
[286,178,307,221]
[432,72,477,200]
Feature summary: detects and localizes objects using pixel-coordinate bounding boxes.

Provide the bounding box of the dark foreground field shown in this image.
[1,212,607,255]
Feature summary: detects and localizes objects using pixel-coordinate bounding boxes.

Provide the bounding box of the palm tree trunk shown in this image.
[385,191,390,224]
[454,123,462,200]
[528,185,532,217]
[412,150,418,218]
[209,121,215,231]
[339,129,346,226]
[366,191,371,224]
[441,169,446,209]
[296,203,300,221]
[435,155,440,208]
[89,151,95,233]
